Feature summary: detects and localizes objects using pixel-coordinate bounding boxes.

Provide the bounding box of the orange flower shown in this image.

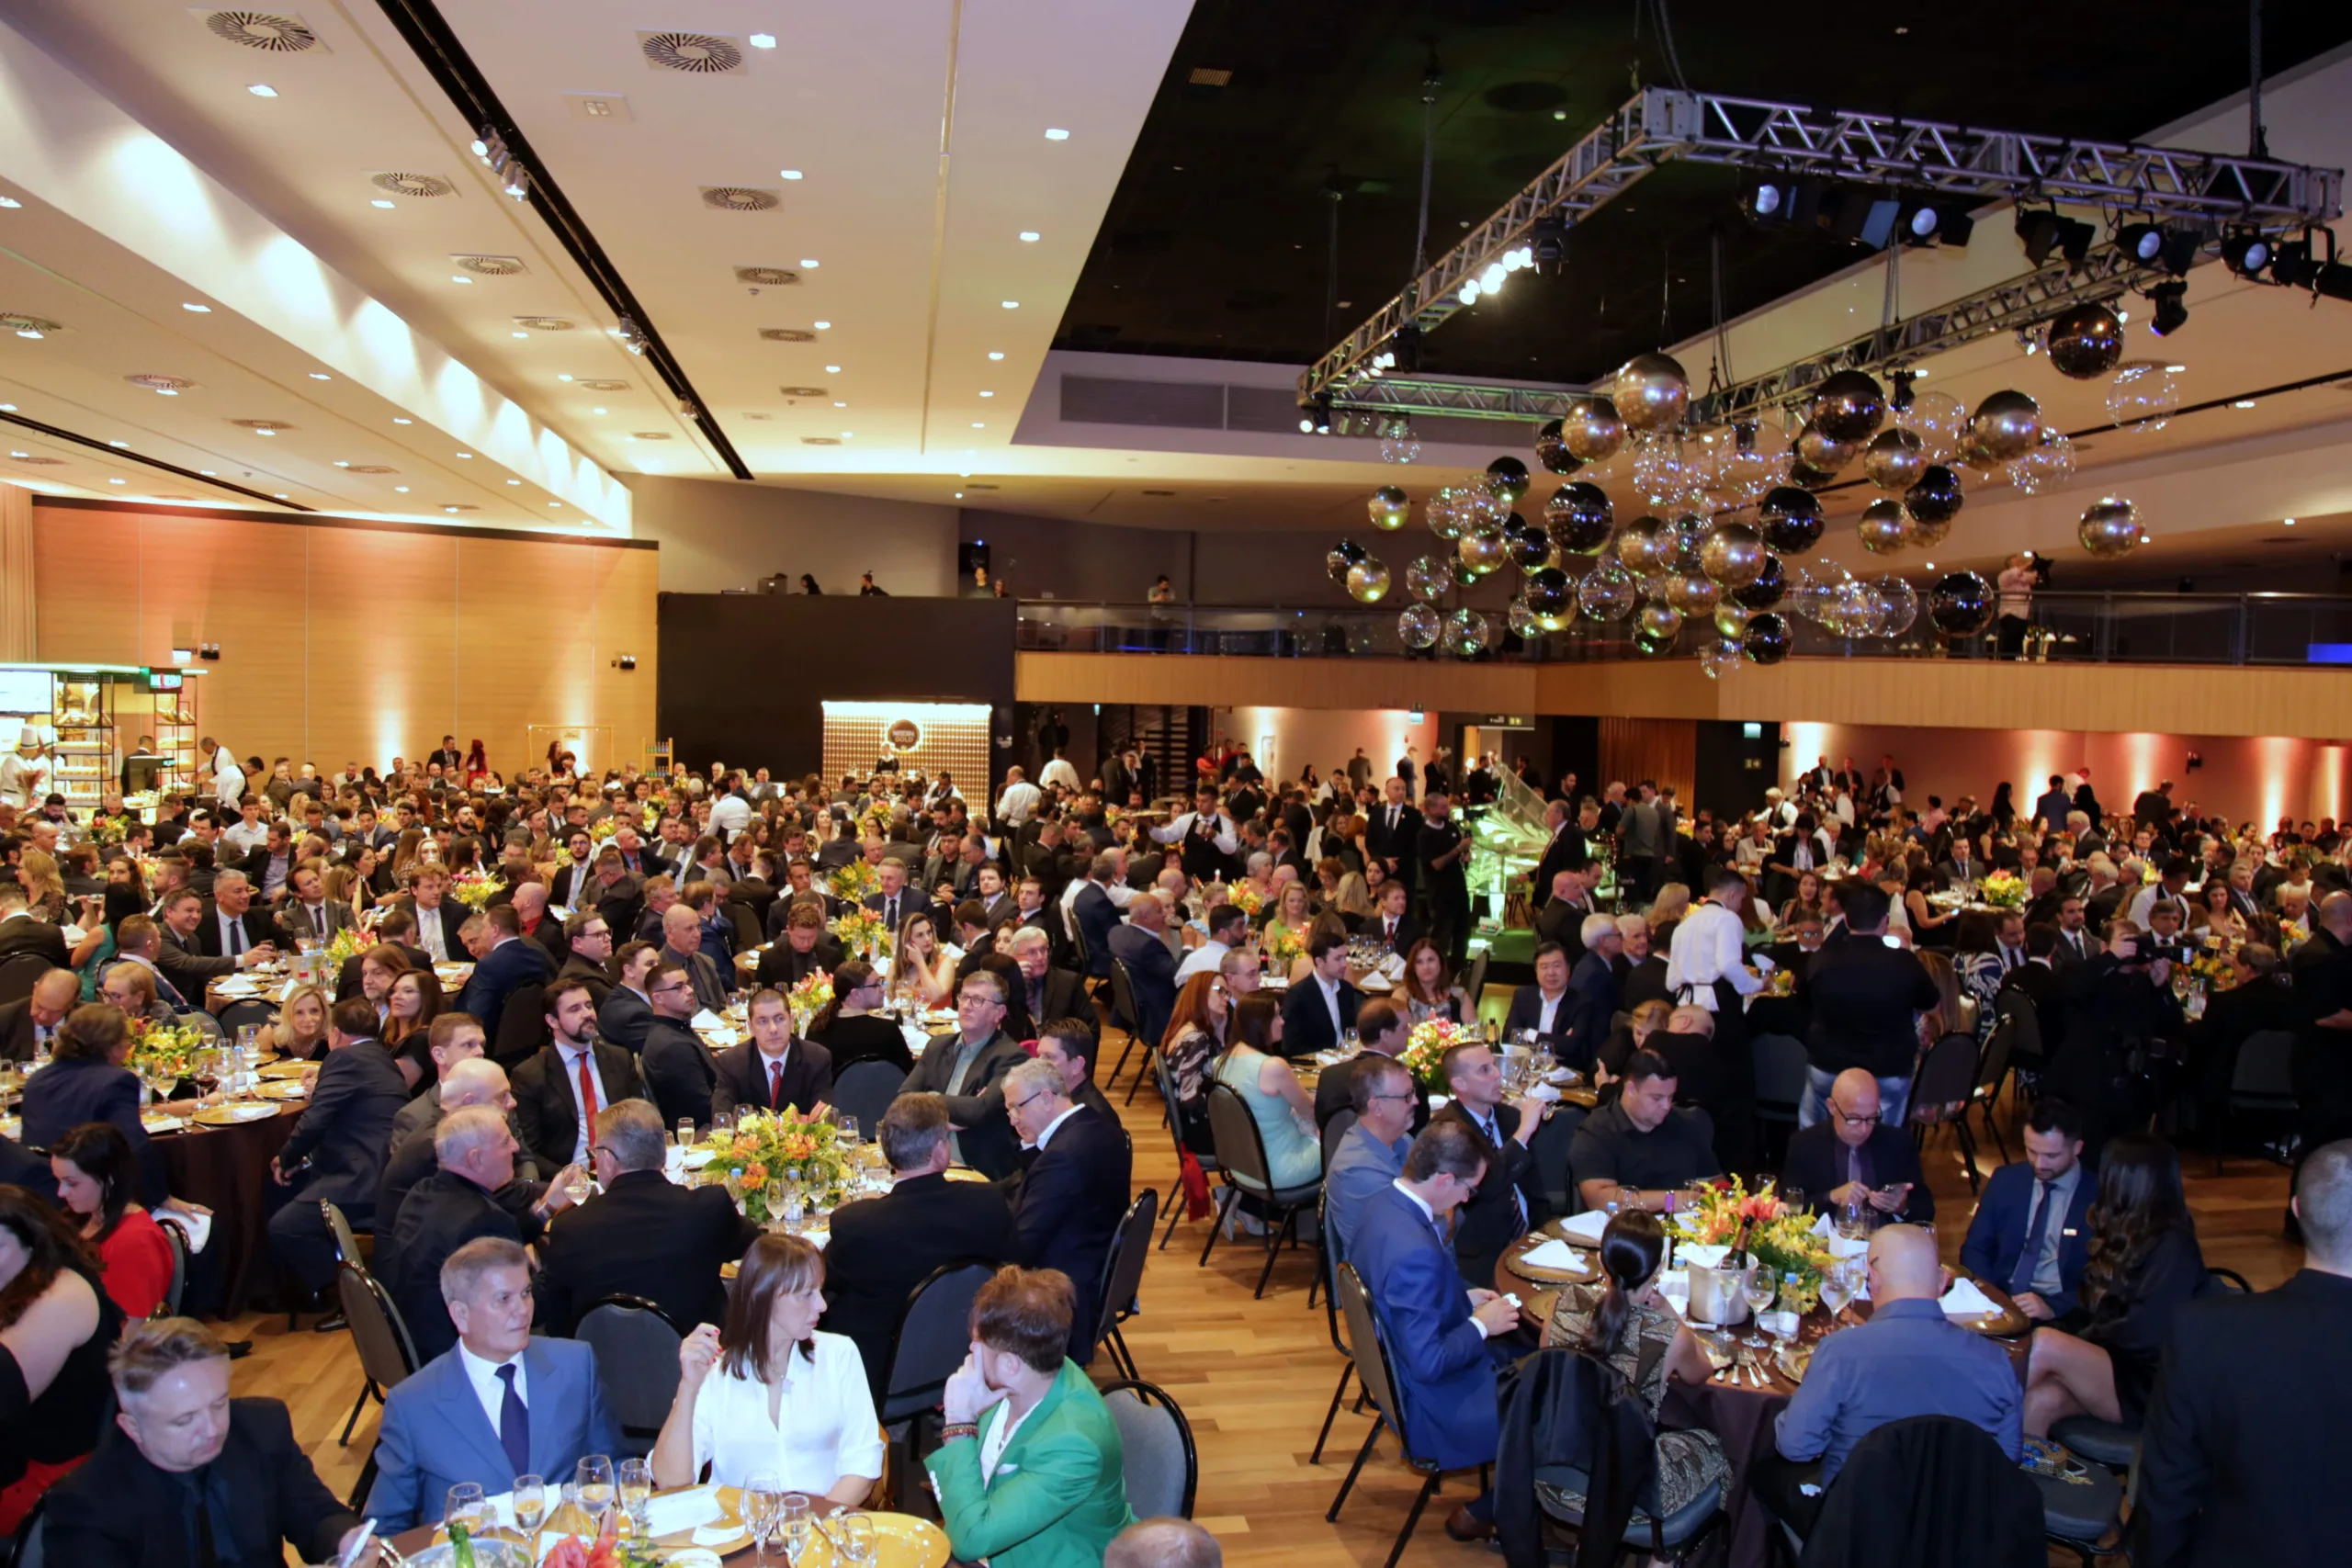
[743,1162,767,1183]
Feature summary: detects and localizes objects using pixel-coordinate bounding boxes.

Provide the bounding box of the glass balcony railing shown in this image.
[1014,592,2352,667]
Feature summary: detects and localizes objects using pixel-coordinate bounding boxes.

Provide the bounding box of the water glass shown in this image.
[512,1475,545,1539]
[617,1457,653,1540]
[834,1114,860,1144]
[444,1482,486,1537]
[779,1495,812,1567]
[743,1472,784,1564]
[1820,1261,1856,1320]
[713,1109,736,1136]
[575,1454,615,1529]
[836,1512,876,1565]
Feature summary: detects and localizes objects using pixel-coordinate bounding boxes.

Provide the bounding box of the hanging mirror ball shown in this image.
[1544,481,1615,554]
[1732,550,1787,609]
[1614,514,1674,573]
[1405,555,1450,601]
[2107,363,2180,433]
[1327,538,1369,583]
[1369,485,1410,530]
[1863,427,1927,491]
[1809,369,1887,443]
[1905,464,1966,525]
[1795,423,1861,474]
[1858,499,1913,554]
[1668,512,1710,570]
[1445,606,1490,658]
[1909,511,1954,548]
[1899,388,1967,463]
[1346,558,1392,603]
[2045,300,2125,379]
[1713,602,1754,640]
[1928,571,1996,637]
[1506,599,1538,637]
[1701,639,1746,681]
[1758,486,1826,555]
[1398,602,1442,648]
[1968,389,2041,461]
[1790,460,1840,493]
[1523,566,1572,626]
[1698,520,1768,587]
[1636,601,1684,642]
[1664,572,1722,615]
[1872,575,1919,637]
[1577,563,1639,621]
[2079,496,2146,558]
[1633,626,1678,657]
[1743,611,1792,665]
[1561,398,1627,461]
[1534,417,1583,476]
[1423,487,1465,541]
[1457,531,1508,579]
[1485,456,1531,502]
[1611,352,1690,433]
[2008,427,2076,496]
[1952,424,2008,485]
[1506,514,1552,570]
[1447,554,1478,588]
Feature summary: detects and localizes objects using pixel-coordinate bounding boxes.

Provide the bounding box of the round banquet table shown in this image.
[153,1099,305,1317]
[390,1492,950,1567]
[1494,1224,2032,1568]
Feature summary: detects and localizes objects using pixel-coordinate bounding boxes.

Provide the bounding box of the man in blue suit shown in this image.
[456,903,556,1048]
[1960,1099,2099,1322]
[367,1235,620,1530]
[1105,895,1179,1051]
[1072,853,1125,980]
[1345,1120,1522,1542]
[266,996,409,1300]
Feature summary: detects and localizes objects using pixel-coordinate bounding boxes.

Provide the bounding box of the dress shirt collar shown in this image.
[1034,1103,1083,1149]
[1390,1178,1438,1227]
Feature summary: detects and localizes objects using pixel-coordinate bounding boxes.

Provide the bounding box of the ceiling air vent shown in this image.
[630,432,673,441]
[701,186,779,212]
[741,412,773,422]
[512,316,575,331]
[576,378,630,392]
[779,386,826,398]
[348,464,398,474]
[965,483,1000,491]
[639,31,745,73]
[11,456,64,466]
[370,171,455,199]
[199,11,323,52]
[440,503,480,513]
[760,328,816,343]
[124,374,198,393]
[451,254,526,276]
[229,418,292,431]
[0,312,62,337]
[1188,67,1232,86]
[734,266,798,287]
[801,436,841,446]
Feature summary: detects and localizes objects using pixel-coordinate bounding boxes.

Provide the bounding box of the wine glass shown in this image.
[1741,1267,1778,1348]
[1819,1260,1856,1323]
[444,1482,486,1539]
[574,1454,615,1531]
[512,1474,545,1542]
[617,1457,653,1541]
[192,1049,223,1111]
[834,1113,860,1144]
[779,1494,812,1567]
[743,1472,784,1565]
[837,1512,876,1566]
[676,1117,696,1149]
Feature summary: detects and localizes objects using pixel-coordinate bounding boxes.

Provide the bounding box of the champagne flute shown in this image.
[779,1495,811,1567]
[444,1482,486,1540]
[743,1474,785,1566]
[617,1457,653,1541]
[574,1454,615,1531]
[1741,1267,1778,1348]
[512,1474,545,1544]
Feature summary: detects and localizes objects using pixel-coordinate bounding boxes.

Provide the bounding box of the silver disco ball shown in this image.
[1560,398,1626,461]
[1968,389,2041,462]
[2078,496,2146,558]
[1862,427,1927,491]
[1610,353,1690,434]
[1398,602,1442,648]
[1577,563,1639,621]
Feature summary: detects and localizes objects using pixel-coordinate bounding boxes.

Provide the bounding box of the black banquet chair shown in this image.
[1200,1082,1321,1299]
[573,1294,687,1458]
[1090,1188,1158,1380]
[1098,1377,1198,1521]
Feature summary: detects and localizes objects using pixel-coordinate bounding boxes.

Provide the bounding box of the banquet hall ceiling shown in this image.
[1058,1,2352,381]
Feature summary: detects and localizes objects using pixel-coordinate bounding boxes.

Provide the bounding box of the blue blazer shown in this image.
[457,936,556,1043]
[1345,1184,1498,1471]
[365,1336,620,1531]
[1960,1160,2099,1317]
[1073,885,1120,978]
[21,1054,165,1206]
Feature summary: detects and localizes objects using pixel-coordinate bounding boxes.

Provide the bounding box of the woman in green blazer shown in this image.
[925,1268,1136,1568]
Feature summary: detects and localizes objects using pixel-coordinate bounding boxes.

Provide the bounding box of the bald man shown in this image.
[1777,1067,1933,1225]
[0,966,80,1063]
[1106,1518,1221,1568]
[1753,1224,2022,1537]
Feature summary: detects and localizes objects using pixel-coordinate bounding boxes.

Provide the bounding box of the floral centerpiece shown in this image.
[128,1018,207,1086]
[86,811,136,849]
[1978,870,2026,910]
[1673,1176,1832,1298]
[1396,1017,1464,1094]
[450,873,505,911]
[829,907,890,960]
[1264,926,1305,973]
[322,921,369,969]
[588,816,622,843]
[830,858,879,905]
[1226,882,1265,919]
[786,971,833,1032]
[699,1108,854,1222]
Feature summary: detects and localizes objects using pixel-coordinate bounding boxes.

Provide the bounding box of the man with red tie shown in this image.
[712,987,835,1118]
[511,979,643,1173]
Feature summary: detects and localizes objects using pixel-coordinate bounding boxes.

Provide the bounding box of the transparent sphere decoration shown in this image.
[1368,485,1410,530]
[1464,487,1512,533]
[1506,598,1538,637]
[1668,512,1710,572]
[2107,363,2180,434]
[1713,602,1755,640]
[2007,427,2076,497]
[1718,427,1781,506]
[1701,639,1746,681]
[1405,555,1451,602]
[1577,562,1640,621]
[1871,575,1920,637]
[1346,558,1392,604]
[1424,487,1467,541]
[1898,388,1967,464]
[1444,606,1490,657]
[1635,601,1685,641]
[1381,416,1421,465]
[1398,602,1442,648]
[1632,432,1690,507]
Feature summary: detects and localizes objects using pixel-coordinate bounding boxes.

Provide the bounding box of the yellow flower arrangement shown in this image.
[128,1019,206,1085]
[1673,1176,1832,1287]
[830,859,879,905]
[828,908,890,960]
[699,1108,854,1222]
[1979,870,2026,910]
[786,971,833,1031]
[589,817,622,843]
[1226,882,1265,918]
[322,923,368,968]
[449,873,505,911]
[1264,927,1305,972]
[1396,1017,1464,1094]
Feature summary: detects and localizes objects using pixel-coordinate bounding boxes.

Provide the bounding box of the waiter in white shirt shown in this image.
[1664,864,1766,1170]
[202,738,245,811]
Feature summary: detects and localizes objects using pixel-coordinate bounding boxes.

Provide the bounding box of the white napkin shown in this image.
[643,1485,725,1538]
[1382,953,1407,978]
[1676,1243,1730,1269]
[1810,1213,1872,1258]
[1939,1278,1999,1317]
[1358,972,1392,992]
[160,1210,212,1255]
[1557,1210,1612,1246]
[1517,1237,1587,1273]
[690,1008,727,1032]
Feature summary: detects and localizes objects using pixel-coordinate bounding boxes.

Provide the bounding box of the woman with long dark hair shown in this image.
[1212,994,1319,1189]
[806,961,913,1076]
[2021,1133,2205,1436]
[1540,1212,1728,1517]
[49,1123,175,1319]
[0,1184,120,1532]
[1158,971,1229,1155]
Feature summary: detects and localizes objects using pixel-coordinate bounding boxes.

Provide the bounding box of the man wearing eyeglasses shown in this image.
[638,962,721,1134]
[1779,1067,1933,1224]
[1323,1053,1419,1260]
[898,970,1028,1179]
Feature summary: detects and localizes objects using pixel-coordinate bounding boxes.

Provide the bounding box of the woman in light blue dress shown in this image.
[1212,993,1322,1190]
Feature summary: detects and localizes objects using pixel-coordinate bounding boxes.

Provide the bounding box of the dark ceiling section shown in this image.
[1059,1,2352,384]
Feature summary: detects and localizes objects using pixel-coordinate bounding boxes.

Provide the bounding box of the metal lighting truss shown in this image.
[1302,85,2343,406]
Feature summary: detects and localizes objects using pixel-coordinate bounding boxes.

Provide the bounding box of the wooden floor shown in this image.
[230,997,2303,1566]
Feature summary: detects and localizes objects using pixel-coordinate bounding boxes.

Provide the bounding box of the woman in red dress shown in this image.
[48,1122,175,1320]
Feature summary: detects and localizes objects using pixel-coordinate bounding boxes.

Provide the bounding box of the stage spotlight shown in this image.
[1743,176,1795,223]
[2316,263,2352,303]
[2220,230,2272,278]
[2271,239,2322,289]
[1530,215,1568,274]
[2016,209,2096,268]
[1898,199,1973,247]
[1816,186,1901,248]
[2114,220,2199,273]
[2147,280,2189,337]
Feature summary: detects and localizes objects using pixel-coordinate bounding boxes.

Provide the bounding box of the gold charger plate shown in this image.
[258,1060,311,1079]
[944,1166,991,1183]
[1504,1245,1592,1286]
[705,1495,946,1568]
[193,1102,280,1125]
[257,1079,309,1100]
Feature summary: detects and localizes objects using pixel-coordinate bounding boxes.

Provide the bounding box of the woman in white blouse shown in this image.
[650,1234,882,1506]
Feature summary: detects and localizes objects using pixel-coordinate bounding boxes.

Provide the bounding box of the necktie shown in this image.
[769,1057,785,1110]
[2009,1179,2057,1296]
[574,1051,599,1134]
[154,966,187,1009]
[226,918,243,957]
[190,1471,220,1568]
[496,1364,531,1476]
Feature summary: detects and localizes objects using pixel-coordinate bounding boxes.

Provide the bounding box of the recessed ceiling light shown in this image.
[310,372,332,380]
[107,440,128,448]
[445,505,459,513]
[971,422,985,428]
[456,452,473,458]
[451,276,472,285]
[1001,300,1019,309]
[798,258,820,269]
[779,169,802,180]
[2285,517,2297,526]
[247,85,278,98]
[0,197,18,209]
[2165,364,2187,374]
[749,32,776,48]
[988,351,1004,360]
[393,417,413,424]
[557,374,574,382]
[0,405,15,412]
[107,478,124,485]
[954,491,964,499]
[512,330,528,339]
[371,199,396,209]
[334,460,350,468]
[1018,231,1039,243]
[182,302,210,313]
[274,492,288,499]
[393,485,409,492]
[506,478,521,485]
[548,501,561,506]
[841,432,853,438]
[1045,129,1069,141]
[255,427,275,435]
[833,400,846,408]
[6,451,20,458]
[592,407,606,415]
[812,320,830,329]
[2234,400,2256,409]
[979,390,994,398]
[198,468,216,476]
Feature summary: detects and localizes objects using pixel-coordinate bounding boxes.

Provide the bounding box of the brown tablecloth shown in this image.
[155,1103,302,1317]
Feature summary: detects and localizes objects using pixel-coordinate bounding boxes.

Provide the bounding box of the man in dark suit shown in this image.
[1557,916,1623,1074]
[2132,1138,2352,1568]
[638,961,721,1132]
[455,903,557,1048]
[1363,779,1422,894]
[0,884,69,968]
[1105,893,1179,1047]
[1781,1068,1934,1224]
[1432,1041,1545,1289]
[335,907,432,1000]
[1313,998,1430,1136]
[1363,877,1420,955]
[1531,870,1592,963]
[861,857,933,943]
[45,1318,368,1566]
[826,1092,1021,1393]
[0,965,75,1063]
[378,1055,522,1245]
[511,979,646,1172]
[380,1104,576,1366]
[1501,942,1579,1063]
[534,1100,758,1334]
[193,869,279,962]
[1959,1099,2099,1323]
[1034,1019,1117,1125]
[1071,858,1124,979]
[1001,1057,1133,1360]
[396,865,470,964]
[554,908,616,1010]
[149,887,243,998]
[712,988,834,1117]
[1280,931,1363,1057]
[265,997,411,1300]
[1007,927,1093,1043]
[897,967,1029,1179]
[757,902,844,987]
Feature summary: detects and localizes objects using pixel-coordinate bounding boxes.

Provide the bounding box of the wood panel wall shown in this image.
[30,502,658,777]
[1597,717,1697,807]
